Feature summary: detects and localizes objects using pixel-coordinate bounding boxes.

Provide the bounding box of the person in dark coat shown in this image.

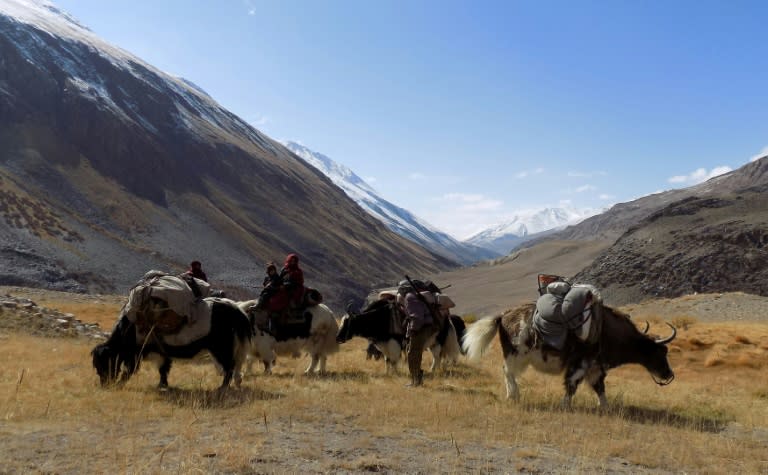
[256,262,281,309]
[402,284,438,387]
[279,253,305,307]
[184,260,208,282]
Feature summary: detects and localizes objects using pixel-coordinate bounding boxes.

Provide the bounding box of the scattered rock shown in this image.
[0,295,109,339]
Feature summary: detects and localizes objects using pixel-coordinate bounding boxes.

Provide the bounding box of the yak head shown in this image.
[638,322,677,385]
[91,343,120,387]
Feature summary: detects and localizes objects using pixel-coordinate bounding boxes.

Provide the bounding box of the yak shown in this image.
[462,300,676,408]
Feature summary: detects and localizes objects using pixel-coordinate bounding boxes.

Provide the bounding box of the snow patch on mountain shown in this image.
[464,207,601,255]
[0,0,280,155]
[283,141,499,264]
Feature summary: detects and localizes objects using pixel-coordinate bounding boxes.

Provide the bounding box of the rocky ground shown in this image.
[0,292,110,339]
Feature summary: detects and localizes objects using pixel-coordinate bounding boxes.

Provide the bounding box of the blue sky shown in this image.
[54,0,768,239]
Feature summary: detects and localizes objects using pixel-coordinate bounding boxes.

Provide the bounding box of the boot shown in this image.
[405,369,424,388]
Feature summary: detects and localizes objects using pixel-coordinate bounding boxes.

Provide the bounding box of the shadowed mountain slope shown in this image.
[0,1,454,307]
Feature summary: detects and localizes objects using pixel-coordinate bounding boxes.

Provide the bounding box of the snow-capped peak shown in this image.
[466,207,598,243]
[283,141,377,196]
[282,141,499,264]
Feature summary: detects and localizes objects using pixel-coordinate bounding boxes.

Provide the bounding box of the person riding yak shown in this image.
[280,253,305,306]
[257,253,307,323]
[184,260,208,282]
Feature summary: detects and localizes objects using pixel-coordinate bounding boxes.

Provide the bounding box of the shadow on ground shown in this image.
[519,399,729,433]
[157,386,283,408]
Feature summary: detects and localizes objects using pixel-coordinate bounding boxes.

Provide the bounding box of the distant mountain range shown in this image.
[464,207,601,255]
[282,141,499,265]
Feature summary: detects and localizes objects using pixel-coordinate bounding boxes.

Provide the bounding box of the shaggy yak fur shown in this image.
[92,300,252,390]
[237,300,339,375]
[337,299,463,374]
[462,300,676,408]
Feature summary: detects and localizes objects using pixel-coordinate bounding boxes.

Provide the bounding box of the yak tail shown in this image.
[442,323,462,361]
[462,315,502,362]
[233,310,253,372]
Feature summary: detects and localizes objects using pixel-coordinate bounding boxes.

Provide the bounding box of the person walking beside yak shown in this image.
[400,279,438,387]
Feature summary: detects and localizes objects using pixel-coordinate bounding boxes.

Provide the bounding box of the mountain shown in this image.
[0,0,456,308]
[282,141,499,265]
[464,207,599,254]
[522,157,768,250]
[429,157,768,312]
[573,157,768,304]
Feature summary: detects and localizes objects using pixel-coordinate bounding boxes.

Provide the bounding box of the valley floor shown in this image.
[0,288,767,474]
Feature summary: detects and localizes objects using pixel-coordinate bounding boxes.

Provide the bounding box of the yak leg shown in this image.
[586,366,608,408]
[378,339,402,375]
[158,357,172,389]
[305,354,320,374]
[562,359,591,408]
[502,355,523,401]
[209,348,235,389]
[119,351,142,385]
[318,355,328,374]
[429,344,442,372]
[384,356,395,375]
[263,357,274,374]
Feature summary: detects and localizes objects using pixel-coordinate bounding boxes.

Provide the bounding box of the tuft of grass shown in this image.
[734,335,753,345]
[671,315,698,329]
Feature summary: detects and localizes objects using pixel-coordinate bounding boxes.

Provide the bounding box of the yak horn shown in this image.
[345,302,356,316]
[642,321,650,334]
[655,322,677,345]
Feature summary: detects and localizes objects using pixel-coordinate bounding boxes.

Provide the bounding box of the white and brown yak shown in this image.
[237,300,339,375]
[462,298,676,408]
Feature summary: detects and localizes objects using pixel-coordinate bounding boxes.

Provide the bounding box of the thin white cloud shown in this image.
[515,167,544,179]
[598,194,615,200]
[364,176,378,184]
[440,192,502,210]
[568,170,607,178]
[408,172,426,180]
[458,200,503,212]
[575,184,596,193]
[668,166,732,185]
[750,146,768,162]
[443,193,484,202]
[244,0,256,15]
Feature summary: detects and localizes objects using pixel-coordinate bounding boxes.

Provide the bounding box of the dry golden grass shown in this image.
[1,310,768,473]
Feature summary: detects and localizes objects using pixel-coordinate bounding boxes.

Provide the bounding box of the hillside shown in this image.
[0,1,454,307]
[575,182,768,305]
[438,157,768,311]
[525,157,768,246]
